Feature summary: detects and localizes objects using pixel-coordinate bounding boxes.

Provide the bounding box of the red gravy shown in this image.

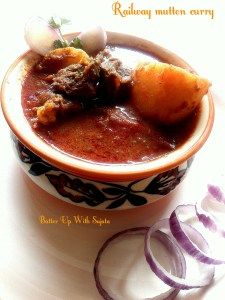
[22,47,200,164]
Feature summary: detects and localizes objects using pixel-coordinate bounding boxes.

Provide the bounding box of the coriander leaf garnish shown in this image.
[49,16,71,48]
[52,39,69,49]
[60,18,71,26]
[69,37,83,49]
[49,16,61,29]
[48,16,71,29]
[49,16,83,51]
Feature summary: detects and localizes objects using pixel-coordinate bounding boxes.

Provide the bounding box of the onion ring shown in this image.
[145,218,215,289]
[196,185,225,238]
[170,204,225,265]
[208,184,225,204]
[94,227,186,300]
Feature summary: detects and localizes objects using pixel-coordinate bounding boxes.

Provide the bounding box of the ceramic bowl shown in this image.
[1,32,214,209]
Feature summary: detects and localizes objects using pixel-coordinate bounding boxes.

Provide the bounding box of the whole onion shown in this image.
[78,26,107,54]
[24,16,62,55]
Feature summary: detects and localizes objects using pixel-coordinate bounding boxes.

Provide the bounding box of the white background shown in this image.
[1,0,225,299]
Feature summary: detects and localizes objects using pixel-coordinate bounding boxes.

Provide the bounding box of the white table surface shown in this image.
[1,0,225,299]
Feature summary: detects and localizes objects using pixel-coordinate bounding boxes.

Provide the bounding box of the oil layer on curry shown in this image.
[22,39,210,164]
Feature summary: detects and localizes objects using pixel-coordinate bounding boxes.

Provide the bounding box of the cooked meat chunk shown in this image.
[96,49,133,101]
[35,91,81,126]
[48,49,133,103]
[96,49,131,79]
[36,47,90,73]
[32,48,133,126]
[48,60,101,100]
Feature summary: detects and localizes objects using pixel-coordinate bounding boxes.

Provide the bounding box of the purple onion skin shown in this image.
[145,220,192,290]
[94,227,184,300]
[195,192,225,238]
[195,210,218,233]
[147,231,186,300]
[169,206,224,265]
[94,227,148,300]
[208,184,225,203]
[94,186,225,298]
[144,244,189,290]
[145,219,215,290]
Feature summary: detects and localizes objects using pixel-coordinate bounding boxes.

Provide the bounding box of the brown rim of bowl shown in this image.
[1,32,214,182]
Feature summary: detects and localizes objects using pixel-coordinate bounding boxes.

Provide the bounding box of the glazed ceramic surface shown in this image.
[1,33,214,183]
[13,135,193,209]
[1,33,213,210]
[1,3,224,299]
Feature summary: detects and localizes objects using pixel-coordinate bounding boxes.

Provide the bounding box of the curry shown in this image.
[22,46,203,164]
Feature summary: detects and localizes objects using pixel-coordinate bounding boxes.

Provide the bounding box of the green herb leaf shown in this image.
[49,16,71,29]
[69,37,83,49]
[49,16,61,29]
[60,18,71,26]
[52,39,69,49]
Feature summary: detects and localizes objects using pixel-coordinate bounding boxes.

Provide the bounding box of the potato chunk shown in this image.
[35,91,81,126]
[37,47,91,72]
[131,62,211,124]
[37,99,58,125]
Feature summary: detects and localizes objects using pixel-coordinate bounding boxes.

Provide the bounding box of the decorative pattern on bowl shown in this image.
[13,135,193,210]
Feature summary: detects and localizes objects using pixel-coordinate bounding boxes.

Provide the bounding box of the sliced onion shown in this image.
[196,185,225,238]
[170,204,225,264]
[208,184,225,203]
[78,26,107,54]
[24,16,62,55]
[94,227,186,300]
[94,186,225,299]
[145,219,215,290]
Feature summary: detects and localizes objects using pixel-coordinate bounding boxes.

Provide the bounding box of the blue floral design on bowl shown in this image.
[12,135,193,210]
